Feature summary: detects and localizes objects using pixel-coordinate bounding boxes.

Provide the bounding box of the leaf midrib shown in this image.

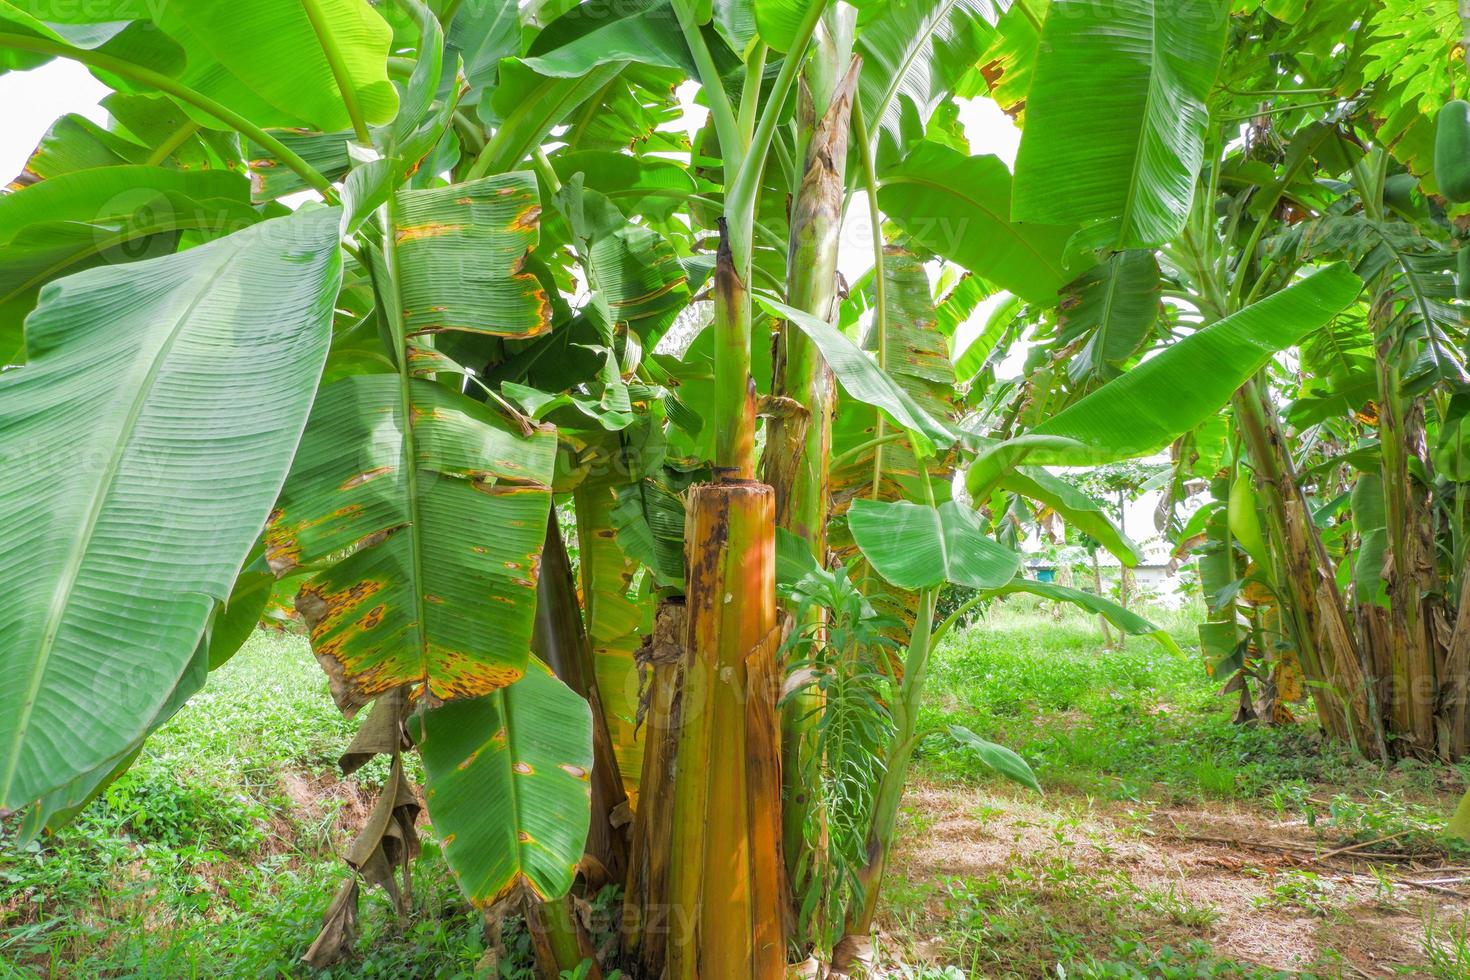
[1113,0,1163,249]
[866,0,967,133]
[380,193,433,689]
[3,240,240,803]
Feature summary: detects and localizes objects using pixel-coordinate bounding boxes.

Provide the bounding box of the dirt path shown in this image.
[879,782,1470,977]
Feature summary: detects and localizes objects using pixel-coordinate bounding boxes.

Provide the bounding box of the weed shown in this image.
[1422,910,1470,979]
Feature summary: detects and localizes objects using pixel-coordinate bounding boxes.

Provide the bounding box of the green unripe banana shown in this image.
[1435,101,1470,202]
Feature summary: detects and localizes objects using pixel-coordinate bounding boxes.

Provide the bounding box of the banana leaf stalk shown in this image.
[531,509,630,883]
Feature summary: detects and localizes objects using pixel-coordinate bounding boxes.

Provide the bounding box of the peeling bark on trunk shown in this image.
[1235,382,1378,751]
[621,600,688,977]
[763,63,857,541]
[1378,386,1440,757]
[1440,561,1470,759]
[666,481,783,979]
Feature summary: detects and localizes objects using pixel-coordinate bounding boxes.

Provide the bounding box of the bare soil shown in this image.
[879,781,1469,977]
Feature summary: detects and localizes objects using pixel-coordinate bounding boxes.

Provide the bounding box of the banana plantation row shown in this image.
[0,0,1466,974]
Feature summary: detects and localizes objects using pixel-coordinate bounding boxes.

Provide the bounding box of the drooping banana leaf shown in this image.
[19,0,399,132]
[10,91,231,187]
[0,165,257,361]
[0,207,342,808]
[412,657,593,906]
[521,2,701,77]
[755,293,954,455]
[978,263,1364,476]
[997,466,1143,567]
[266,375,558,712]
[14,552,267,840]
[0,1,183,76]
[987,579,1182,655]
[449,0,521,102]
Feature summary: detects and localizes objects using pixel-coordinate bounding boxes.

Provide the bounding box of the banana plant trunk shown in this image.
[1233,380,1379,751]
[1374,341,1441,756]
[663,224,785,978]
[665,480,783,977]
[761,59,860,937]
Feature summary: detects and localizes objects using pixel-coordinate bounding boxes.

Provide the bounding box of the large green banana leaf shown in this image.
[1011,0,1228,249]
[878,142,1086,305]
[20,0,398,133]
[1018,263,1364,466]
[0,1,182,75]
[0,207,342,809]
[848,499,1021,591]
[0,165,256,362]
[856,0,1000,145]
[266,375,558,712]
[15,554,267,840]
[1055,249,1161,384]
[412,656,593,905]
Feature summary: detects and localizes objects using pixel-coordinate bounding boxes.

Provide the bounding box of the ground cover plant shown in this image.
[6,608,1470,976]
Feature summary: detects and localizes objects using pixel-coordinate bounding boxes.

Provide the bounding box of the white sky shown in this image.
[0,60,109,180]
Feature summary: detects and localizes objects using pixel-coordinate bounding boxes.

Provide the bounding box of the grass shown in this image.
[0,631,498,978]
[876,597,1470,977]
[3,602,1469,976]
[917,600,1470,817]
